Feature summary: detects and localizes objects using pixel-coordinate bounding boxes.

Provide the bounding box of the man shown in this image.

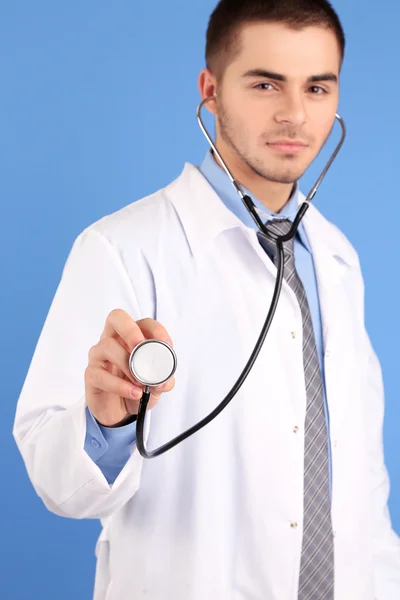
[13,0,400,598]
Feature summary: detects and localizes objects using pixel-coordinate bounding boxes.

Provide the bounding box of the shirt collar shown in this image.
[164,162,358,268]
[198,149,310,250]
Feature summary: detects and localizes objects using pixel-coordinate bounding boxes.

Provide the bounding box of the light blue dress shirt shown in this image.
[85,150,332,494]
[85,408,136,484]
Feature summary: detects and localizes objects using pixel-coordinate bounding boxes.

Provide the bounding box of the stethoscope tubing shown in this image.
[136,233,288,458]
[135,97,346,459]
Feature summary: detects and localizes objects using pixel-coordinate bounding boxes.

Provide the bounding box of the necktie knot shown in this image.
[257,218,295,267]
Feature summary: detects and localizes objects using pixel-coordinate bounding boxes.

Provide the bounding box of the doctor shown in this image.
[13,0,400,598]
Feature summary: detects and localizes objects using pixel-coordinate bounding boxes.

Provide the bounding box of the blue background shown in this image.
[1,1,399,598]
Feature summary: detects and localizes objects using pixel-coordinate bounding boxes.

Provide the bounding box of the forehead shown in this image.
[231,22,341,75]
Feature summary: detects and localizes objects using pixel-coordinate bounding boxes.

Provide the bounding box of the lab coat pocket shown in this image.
[93,530,112,600]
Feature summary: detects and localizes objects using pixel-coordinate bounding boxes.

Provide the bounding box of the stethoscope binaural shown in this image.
[129,95,346,459]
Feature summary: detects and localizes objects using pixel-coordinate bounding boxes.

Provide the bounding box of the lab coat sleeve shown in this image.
[357,265,400,598]
[12,227,151,520]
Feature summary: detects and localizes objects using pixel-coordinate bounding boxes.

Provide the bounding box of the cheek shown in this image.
[227,89,268,125]
[318,115,337,144]
[313,96,338,132]
[222,103,252,137]
[232,103,269,140]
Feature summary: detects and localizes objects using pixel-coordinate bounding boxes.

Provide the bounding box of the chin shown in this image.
[271,162,309,184]
[274,175,300,184]
[261,169,301,185]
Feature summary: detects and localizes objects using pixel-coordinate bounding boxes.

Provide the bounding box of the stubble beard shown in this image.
[217,101,307,185]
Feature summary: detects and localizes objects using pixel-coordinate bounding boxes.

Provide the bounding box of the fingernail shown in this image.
[130,387,142,399]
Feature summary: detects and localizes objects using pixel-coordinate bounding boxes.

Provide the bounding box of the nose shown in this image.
[274,90,307,128]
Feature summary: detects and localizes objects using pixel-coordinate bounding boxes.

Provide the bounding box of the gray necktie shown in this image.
[257,219,334,600]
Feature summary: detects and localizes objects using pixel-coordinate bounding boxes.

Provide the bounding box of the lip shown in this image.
[267,141,308,153]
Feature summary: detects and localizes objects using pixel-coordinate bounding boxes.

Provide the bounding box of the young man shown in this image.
[13,1,400,598]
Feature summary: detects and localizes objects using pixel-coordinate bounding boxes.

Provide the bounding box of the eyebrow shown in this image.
[242,69,338,83]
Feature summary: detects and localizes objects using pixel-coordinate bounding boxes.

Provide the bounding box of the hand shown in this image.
[85,309,175,427]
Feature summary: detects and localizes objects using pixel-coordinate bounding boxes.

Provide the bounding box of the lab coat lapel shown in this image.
[301,202,358,432]
[302,206,344,353]
[165,162,300,294]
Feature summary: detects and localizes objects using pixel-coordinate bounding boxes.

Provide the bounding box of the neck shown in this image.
[211,148,295,214]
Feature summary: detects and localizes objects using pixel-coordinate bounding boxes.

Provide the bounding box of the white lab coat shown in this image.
[13,163,400,600]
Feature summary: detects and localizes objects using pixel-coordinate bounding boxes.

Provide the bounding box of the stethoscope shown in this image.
[129,95,346,459]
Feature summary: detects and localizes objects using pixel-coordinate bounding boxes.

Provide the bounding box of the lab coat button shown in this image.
[290,521,298,529]
[325,349,331,358]
[291,331,296,339]
[293,426,299,433]
[91,438,100,448]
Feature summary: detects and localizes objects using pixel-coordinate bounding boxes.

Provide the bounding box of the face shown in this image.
[199,22,341,185]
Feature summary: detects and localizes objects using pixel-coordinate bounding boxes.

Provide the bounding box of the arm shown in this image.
[13,227,152,520]
[84,406,137,485]
[356,260,400,598]
[364,334,400,599]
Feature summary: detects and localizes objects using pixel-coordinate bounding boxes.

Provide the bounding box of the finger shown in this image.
[158,375,175,393]
[89,337,139,385]
[136,318,174,346]
[150,375,176,398]
[86,365,143,400]
[101,309,145,352]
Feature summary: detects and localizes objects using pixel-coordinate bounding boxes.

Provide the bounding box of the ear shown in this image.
[198,68,218,115]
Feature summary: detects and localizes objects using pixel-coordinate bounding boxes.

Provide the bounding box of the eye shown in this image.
[255,82,275,91]
[309,85,327,95]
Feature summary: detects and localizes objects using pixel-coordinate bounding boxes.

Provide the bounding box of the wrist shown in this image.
[95,414,138,428]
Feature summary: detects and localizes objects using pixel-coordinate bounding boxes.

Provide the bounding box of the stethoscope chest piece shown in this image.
[129,339,177,387]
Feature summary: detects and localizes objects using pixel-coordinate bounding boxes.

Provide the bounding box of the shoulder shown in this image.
[85,186,174,245]
[69,165,192,259]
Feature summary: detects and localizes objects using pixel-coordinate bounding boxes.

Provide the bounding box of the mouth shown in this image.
[266,142,308,154]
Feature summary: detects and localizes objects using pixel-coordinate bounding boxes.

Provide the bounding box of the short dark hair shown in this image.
[205,0,345,80]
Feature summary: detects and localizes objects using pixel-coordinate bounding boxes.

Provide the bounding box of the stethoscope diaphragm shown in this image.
[129,339,177,387]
